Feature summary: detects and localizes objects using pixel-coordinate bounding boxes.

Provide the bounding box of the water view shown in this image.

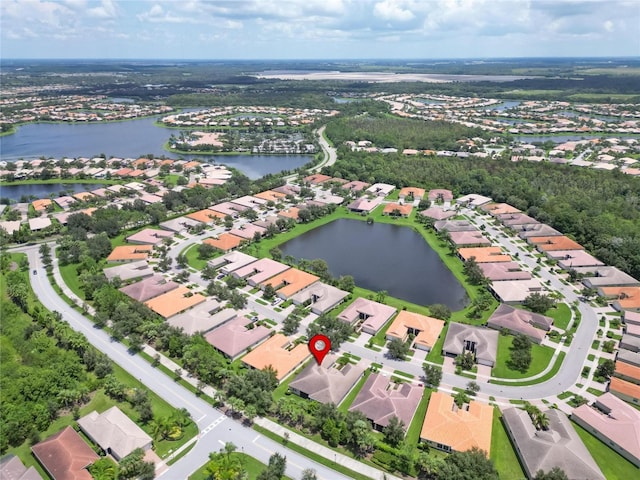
[0,118,312,179]
[280,218,468,309]
[0,183,104,202]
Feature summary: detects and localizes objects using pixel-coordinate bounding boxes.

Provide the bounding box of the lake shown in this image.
[0,183,104,201]
[280,219,468,310]
[0,117,312,179]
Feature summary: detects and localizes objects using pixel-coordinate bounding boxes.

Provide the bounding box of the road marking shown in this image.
[199,415,226,437]
[253,434,260,442]
[218,439,225,446]
[196,414,206,423]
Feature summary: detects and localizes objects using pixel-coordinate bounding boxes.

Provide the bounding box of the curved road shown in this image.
[19,245,356,480]
[309,126,337,173]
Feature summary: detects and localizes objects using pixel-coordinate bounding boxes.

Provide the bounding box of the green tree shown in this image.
[523,292,556,314]
[534,467,569,480]
[337,274,355,292]
[429,303,451,320]
[423,364,443,387]
[595,359,615,380]
[436,447,498,480]
[456,352,475,371]
[383,415,406,447]
[387,338,411,360]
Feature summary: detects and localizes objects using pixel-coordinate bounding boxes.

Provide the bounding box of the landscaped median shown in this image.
[489,351,566,386]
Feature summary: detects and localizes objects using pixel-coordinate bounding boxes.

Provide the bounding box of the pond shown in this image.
[0,117,312,179]
[279,218,468,310]
[0,183,104,202]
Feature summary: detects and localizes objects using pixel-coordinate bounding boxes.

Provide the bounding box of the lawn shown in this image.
[405,388,432,446]
[573,422,639,480]
[545,303,572,330]
[337,369,371,413]
[189,452,290,480]
[58,261,85,300]
[491,352,566,387]
[490,409,526,480]
[492,335,555,379]
[425,323,449,365]
[183,242,212,270]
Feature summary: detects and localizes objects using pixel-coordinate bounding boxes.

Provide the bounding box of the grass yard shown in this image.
[492,335,555,379]
[425,323,449,364]
[490,409,526,480]
[337,369,371,413]
[183,242,211,270]
[545,303,572,330]
[58,261,85,300]
[573,422,639,480]
[405,388,432,446]
[189,452,290,480]
[491,352,566,387]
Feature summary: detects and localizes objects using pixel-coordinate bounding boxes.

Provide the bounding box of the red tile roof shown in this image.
[31,426,98,480]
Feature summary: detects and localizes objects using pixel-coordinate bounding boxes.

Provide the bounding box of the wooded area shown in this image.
[323,151,640,279]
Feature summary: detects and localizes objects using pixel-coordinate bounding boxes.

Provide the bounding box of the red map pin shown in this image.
[309,334,331,365]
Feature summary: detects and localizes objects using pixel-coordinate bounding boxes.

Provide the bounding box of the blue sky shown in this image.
[1,0,638,59]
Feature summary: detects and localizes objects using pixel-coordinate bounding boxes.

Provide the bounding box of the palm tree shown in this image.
[535,412,550,431]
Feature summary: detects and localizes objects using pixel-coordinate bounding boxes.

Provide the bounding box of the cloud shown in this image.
[373,0,415,22]
[87,0,118,18]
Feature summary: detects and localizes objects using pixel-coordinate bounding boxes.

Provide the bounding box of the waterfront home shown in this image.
[385,311,444,352]
[337,297,397,334]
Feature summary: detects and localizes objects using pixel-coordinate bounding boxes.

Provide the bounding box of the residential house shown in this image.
[205,315,271,360]
[119,274,179,302]
[443,323,499,367]
[0,454,43,480]
[479,262,532,281]
[434,219,477,233]
[517,224,562,239]
[599,286,640,312]
[126,228,173,245]
[572,393,640,467]
[103,260,154,282]
[260,268,319,299]
[455,194,492,208]
[501,407,604,480]
[481,203,521,216]
[290,282,349,314]
[458,246,512,264]
[186,208,225,225]
[31,426,99,480]
[420,392,493,455]
[168,303,233,336]
[241,334,311,382]
[385,311,445,352]
[610,376,640,403]
[348,373,422,433]
[106,245,153,263]
[233,258,290,286]
[144,286,206,319]
[366,183,396,197]
[419,207,456,221]
[382,202,412,217]
[202,233,245,253]
[428,189,454,206]
[159,216,201,233]
[289,354,366,405]
[487,304,553,343]
[528,235,583,252]
[580,266,640,289]
[490,279,545,304]
[449,230,491,247]
[545,250,604,269]
[398,187,425,202]
[337,298,397,334]
[347,197,382,213]
[78,407,152,461]
[208,251,257,275]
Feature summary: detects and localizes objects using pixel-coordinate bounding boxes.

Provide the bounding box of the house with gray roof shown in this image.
[456,194,492,207]
[233,258,290,286]
[546,250,604,269]
[487,304,552,344]
[159,216,201,233]
[498,212,540,227]
[625,311,640,326]
[78,406,152,461]
[103,260,154,282]
[349,373,422,433]
[501,407,605,480]
[290,282,349,314]
[620,334,640,353]
[0,454,43,480]
[208,251,257,274]
[443,323,499,367]
[289,354,366,405]
[490,278,545,304]
[166,301,228,335]
[572,393,640,467]
[419,207,456,221]
[580,266,640,288]
[337,297,397,334]
[617,349,640,368]
[516,224,561,239]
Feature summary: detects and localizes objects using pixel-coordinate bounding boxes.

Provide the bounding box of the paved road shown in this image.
[309,126,337,173]
[17,245,359,480]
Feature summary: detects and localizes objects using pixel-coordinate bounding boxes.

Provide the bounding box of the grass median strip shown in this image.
[252,425,372,480]
[490,351,566,386]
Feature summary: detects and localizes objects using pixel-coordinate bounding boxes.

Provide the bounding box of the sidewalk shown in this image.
[254,417,403,480]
